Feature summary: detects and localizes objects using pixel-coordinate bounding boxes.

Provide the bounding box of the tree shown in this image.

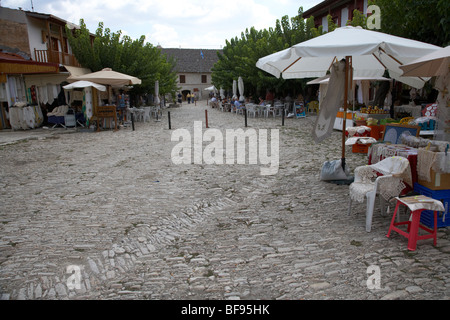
[212,7,314,99]
[212,2,449,101]
[346,9,367,28]
[373,0,449,46]
[66,20,178,99]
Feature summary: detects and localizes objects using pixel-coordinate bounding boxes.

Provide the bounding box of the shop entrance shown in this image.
[181,90,191,101]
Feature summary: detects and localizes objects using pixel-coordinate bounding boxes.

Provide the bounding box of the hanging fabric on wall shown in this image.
[83,86,93,126]
[0,83,7,102]
[38,86,48,105]
[47,84,54,105]
[8,76,17,105]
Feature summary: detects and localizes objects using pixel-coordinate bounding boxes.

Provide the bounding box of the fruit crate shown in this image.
[352,143,370,154]
[414,183,450,228]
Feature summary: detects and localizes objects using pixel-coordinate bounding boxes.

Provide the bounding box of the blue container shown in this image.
[413,183,450,228]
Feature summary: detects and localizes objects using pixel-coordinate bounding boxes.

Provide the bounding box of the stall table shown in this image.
[334,111,355,130]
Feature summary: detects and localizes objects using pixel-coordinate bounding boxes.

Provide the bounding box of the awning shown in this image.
[63,65,92,77]
[0,51,59,82]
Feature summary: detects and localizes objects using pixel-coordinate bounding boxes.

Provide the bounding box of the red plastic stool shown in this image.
[386,195,445,251]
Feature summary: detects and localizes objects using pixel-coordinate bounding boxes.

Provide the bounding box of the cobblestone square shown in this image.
[1,101,449,300]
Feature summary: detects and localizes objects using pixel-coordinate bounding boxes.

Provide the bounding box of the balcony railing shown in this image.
[34,49,81,67]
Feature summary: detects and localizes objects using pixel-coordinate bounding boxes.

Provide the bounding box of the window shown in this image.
[180,75,186,83]
[201,75,207,83]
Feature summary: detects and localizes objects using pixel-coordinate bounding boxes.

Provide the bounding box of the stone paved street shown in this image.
[0,101,449,300]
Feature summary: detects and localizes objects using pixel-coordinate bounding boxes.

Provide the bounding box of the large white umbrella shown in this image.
[154,80,160,106]
[256,26,441,170]
[256,26,440,89]
[238,76,245,101]
[68,68,142,86]
[400,45,450,77]
[232,80,237,100]
[63,80,107,91]
[204,85,216,91]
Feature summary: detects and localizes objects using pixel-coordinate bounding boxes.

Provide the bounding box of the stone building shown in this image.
[161,48,222,101]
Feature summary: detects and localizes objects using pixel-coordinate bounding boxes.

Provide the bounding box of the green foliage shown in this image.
[326,15,339,32]
[211,7,374,99]
[373,0,449,46]
[66,20,178,98]
[347,10,367,28]
[212,7,313,99]
[212,1,448,100]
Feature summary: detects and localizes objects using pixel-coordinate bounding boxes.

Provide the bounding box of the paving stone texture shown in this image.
[0,101,449,300]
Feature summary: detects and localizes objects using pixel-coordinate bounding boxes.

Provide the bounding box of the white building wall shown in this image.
[363,0,368,14]
[178,72,212,100]
[26,18,48,60]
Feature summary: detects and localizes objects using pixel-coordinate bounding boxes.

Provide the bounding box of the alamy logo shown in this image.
[367,5,381,30]
[171,121,279,175]
[66,265,82,290]
[367,265,381,290]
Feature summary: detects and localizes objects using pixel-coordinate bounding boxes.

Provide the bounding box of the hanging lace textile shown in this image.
[434,72,449,142]
[312,60,347,143]
[83,87,93,126]
[417,148,437,182]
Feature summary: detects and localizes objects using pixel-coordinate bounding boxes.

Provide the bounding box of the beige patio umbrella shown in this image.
[68,67,141,105]
[400,46,450,142]
[399,46,450,77]
[68,68,142,86]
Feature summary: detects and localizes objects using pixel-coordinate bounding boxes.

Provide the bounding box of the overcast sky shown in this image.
[3,0,323,49]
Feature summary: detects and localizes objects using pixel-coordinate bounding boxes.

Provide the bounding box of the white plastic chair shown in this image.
[126,108,133,122]
[348,156,412,232]
[142,107,151,122]
[246,105,257,118]
[151,106,159,119]
[274,102,284,116]
[129,107,139,121]
[265,104,275,118]
[134,108,144,121]
[284,102,291,116]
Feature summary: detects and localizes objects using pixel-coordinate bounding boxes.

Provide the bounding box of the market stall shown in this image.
[367,133,450,228]
[257,26,441,177]
[67,68,141,130]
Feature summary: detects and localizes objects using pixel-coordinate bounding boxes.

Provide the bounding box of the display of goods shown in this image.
[360,106,389,114]
[366,117,378,126]
[399,117,415,125]
[422,103,437,117]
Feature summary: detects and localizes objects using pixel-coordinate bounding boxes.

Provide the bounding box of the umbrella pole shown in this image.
[342,56,352,171]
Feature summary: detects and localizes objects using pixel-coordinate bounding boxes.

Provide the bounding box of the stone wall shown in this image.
[0,8,31,57]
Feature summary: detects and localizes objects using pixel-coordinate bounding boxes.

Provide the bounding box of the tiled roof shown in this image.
[160,48,222,73]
